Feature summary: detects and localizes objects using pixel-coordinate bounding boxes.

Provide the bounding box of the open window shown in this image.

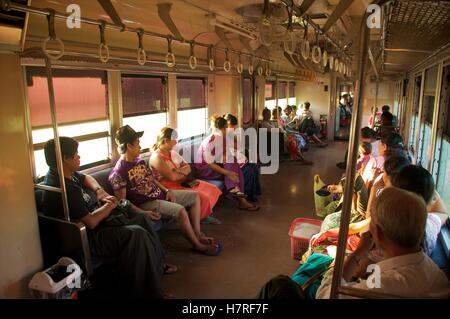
[121,74,168,152]
[434,65,450,212]
[278,81,288,109]
[26,67,110,179]
[417,65,438,169]
[288,81,296,106]
[176,77,208,140]
[409,75,422,157]
[264,81,276,111]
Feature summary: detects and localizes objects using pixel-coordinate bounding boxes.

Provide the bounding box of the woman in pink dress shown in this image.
[149,127,222,222]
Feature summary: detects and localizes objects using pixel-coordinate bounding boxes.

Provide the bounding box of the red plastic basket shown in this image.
[288,218,322,260]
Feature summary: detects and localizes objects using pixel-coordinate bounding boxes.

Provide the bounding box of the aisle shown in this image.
[160,141,348,298]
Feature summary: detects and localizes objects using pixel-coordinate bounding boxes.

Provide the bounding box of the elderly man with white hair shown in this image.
[316,187,449,298]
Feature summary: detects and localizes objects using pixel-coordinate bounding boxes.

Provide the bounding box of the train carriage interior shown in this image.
[0,0,449,301]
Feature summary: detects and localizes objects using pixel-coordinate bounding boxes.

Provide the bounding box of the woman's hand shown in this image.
[145,211,161,221]
[327,184,343,194]
[165,189,176,202]
[226,170,239,182]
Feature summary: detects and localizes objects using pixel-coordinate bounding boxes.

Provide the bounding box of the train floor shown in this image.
[160,140,348,298]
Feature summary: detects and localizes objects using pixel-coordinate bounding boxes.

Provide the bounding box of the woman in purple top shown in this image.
[195,116,259,211]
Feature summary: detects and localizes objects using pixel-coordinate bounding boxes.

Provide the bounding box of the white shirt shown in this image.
[362,155,385,184]
[316,252,450,299]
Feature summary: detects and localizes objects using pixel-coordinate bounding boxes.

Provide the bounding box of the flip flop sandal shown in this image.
[203,243,223,256]
[199,237,215,245]
[201,216,222,225]
[230,191,247,199]
[239,205,260,211]
[163,264,178,275]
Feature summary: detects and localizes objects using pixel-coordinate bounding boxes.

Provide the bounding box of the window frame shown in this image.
[121,73,168,118]
[24,66,112,180]
[417,65,439,169]
[176,76,208,140]
[242,76,255,127]
[265,81,275,100]
[176,76,207,111]
[120,73,169,153]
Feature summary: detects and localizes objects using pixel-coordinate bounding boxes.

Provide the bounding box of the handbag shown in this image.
[180,164,200,188]
[291,253,334,299]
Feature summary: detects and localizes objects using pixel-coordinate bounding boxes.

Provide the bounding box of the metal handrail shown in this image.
[35,52,70,221]
[2,0,273,64]
[329,0,389,299]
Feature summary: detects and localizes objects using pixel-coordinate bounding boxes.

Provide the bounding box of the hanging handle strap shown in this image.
[98,20,110,63]
[189,41,197,69]
[165,36,176,67]
[136,28,146,66]
[42,9,64,60]
[207,45,215,71]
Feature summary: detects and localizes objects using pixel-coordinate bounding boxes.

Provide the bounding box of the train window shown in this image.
[121,75,167,152]
[242,77,253,126]
[288,82,296,106]
[434,65,450,210]
[278,81,288,109]
[26,67,110,178]
[176,77,207,139]
[409,75,422,156]
[442,66,450,137]
[423,66,438,125]
[264,81,276,111]
[417,65,438,169]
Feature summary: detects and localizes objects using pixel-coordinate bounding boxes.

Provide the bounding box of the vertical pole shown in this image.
[329,15,371,299]
[371,78,379,128]
[44,56,70,221]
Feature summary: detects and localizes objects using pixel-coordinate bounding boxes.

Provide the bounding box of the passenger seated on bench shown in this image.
[42,137,168,299]
[259,108,275,130]
[298,102,328,147]
[195,116,259,211]
[310,155,411,258]
[259,187,450,299]
[149,127,222,223]
[382,105,398,127]
[225,114,262,203]
[277,106,312,165]
[375,111,396,137]
[109,125,223,256]
[336,127,380,170]
[362,132,408,191]
[271,106,284,129]
[392,165,448,255]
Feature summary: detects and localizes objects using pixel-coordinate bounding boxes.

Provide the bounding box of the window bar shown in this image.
[43,54,70,221]
[428,63,444,173]
[413,70,425,164]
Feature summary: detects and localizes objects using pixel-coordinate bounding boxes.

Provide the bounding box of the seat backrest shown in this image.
[38,214,94,277]
[90,167,114,194]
